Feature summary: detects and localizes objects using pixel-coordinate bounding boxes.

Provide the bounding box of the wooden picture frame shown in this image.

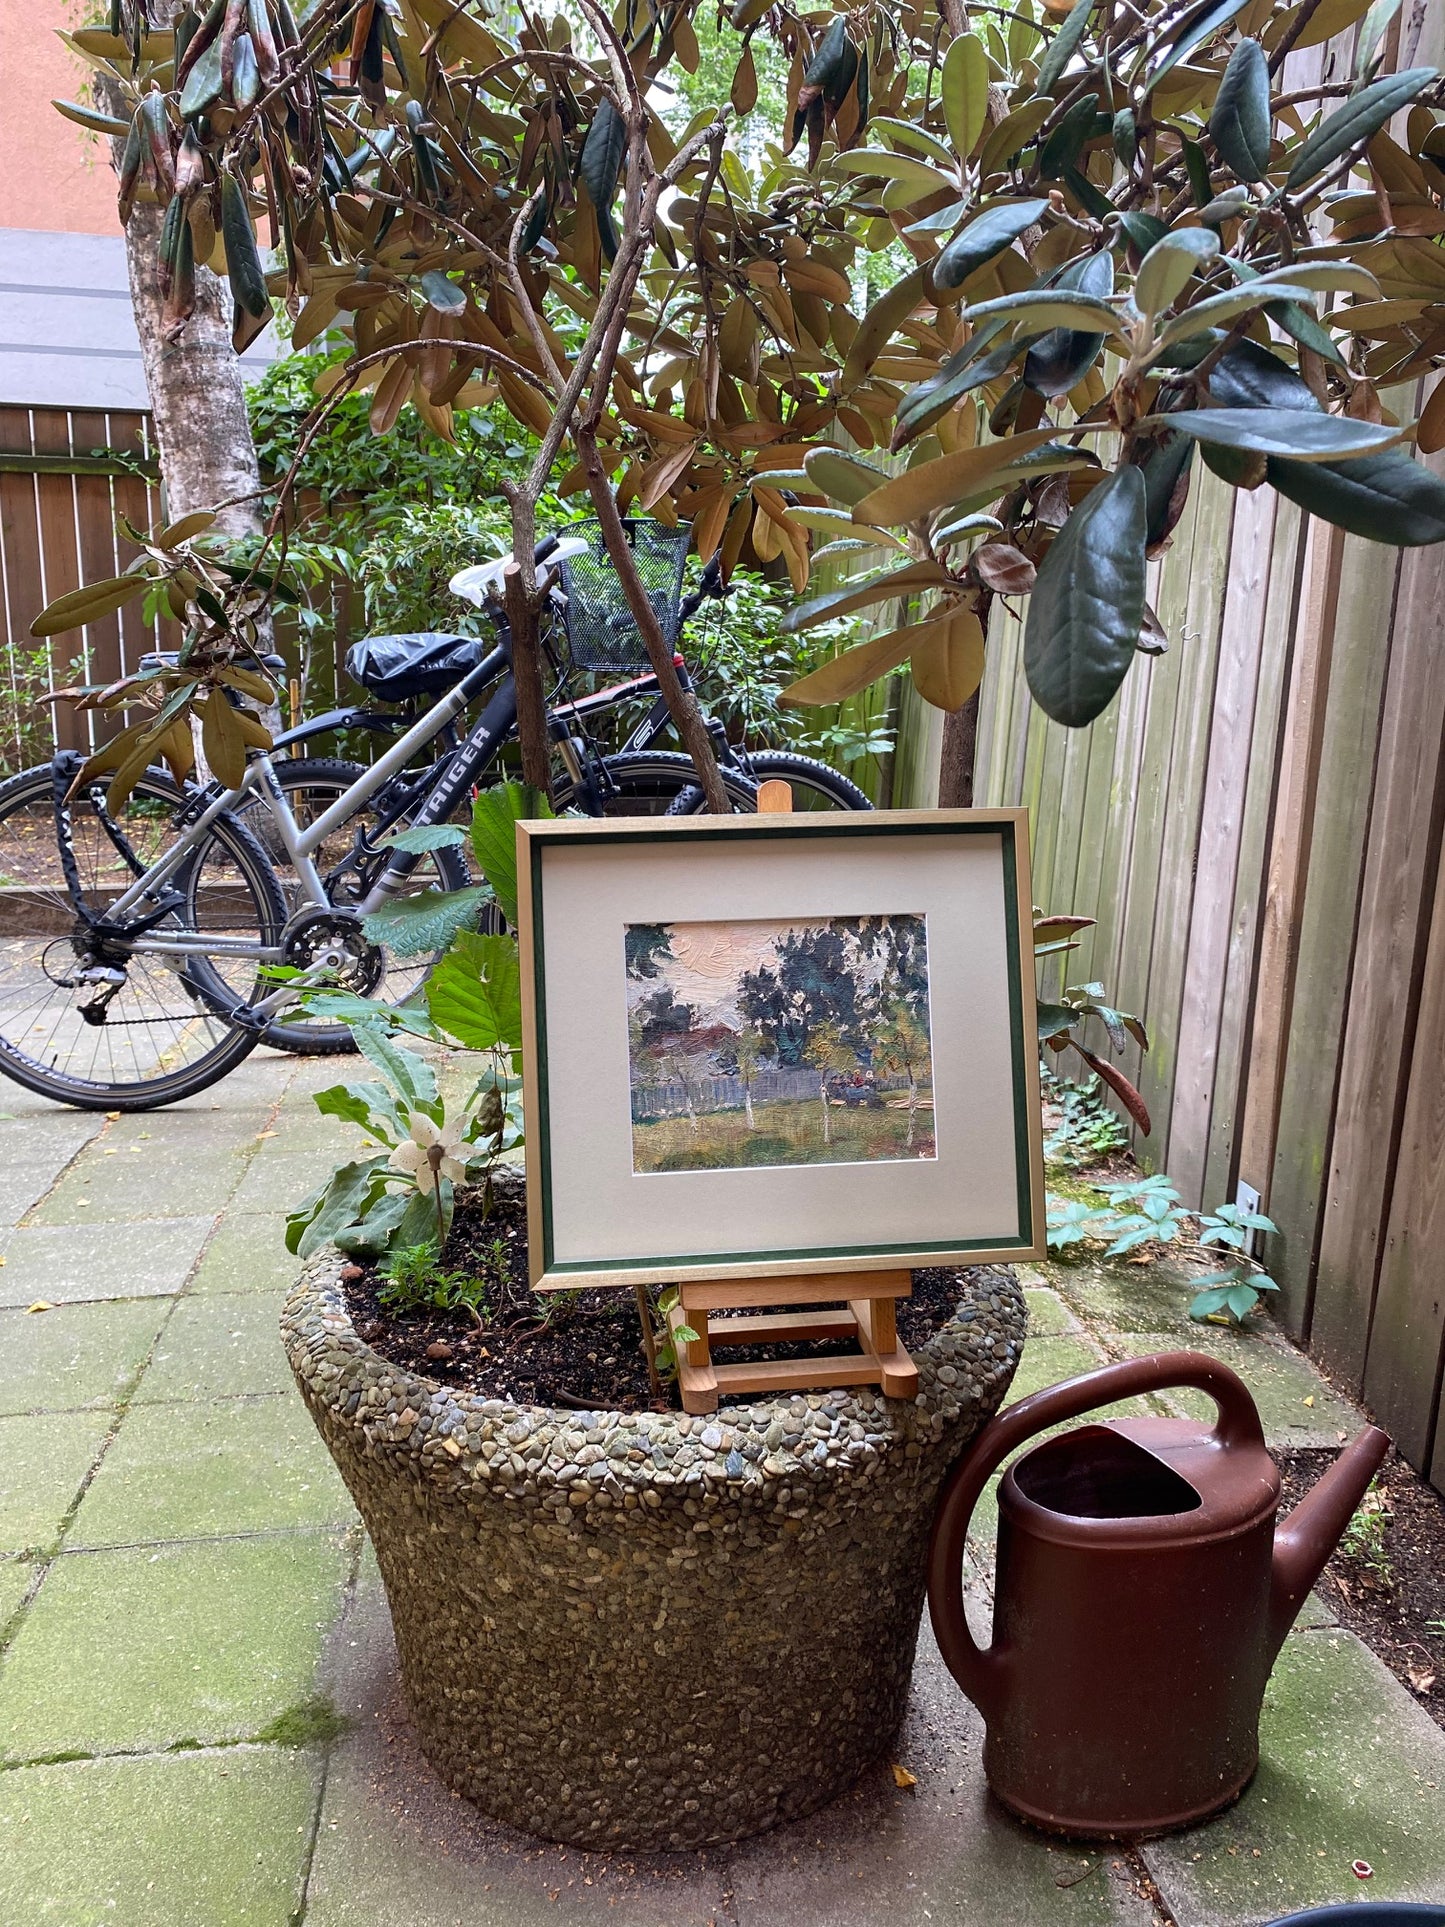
[517,809,1045,1292]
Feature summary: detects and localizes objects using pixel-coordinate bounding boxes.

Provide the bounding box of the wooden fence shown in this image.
[0,404,177,768]
[974,431,1445,1498]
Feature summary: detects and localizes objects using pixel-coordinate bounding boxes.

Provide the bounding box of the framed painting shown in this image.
[516,810,1046,1290]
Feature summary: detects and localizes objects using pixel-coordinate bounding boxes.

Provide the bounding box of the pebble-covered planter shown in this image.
[282,1253,1026,1850]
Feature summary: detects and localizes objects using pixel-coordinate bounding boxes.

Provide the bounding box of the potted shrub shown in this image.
[279,788,1027,1849]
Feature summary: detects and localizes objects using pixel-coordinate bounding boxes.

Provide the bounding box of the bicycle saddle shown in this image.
[345,631,489,703]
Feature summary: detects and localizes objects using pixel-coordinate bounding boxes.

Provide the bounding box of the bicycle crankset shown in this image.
[281,908,385,996]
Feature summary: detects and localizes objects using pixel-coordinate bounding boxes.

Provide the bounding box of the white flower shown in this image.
[389,1112,467,1195]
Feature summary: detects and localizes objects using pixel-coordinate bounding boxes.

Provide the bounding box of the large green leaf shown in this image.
[1035,0,1095,96]
[351,1020,440,1115]
[1208,339,1320,411]
[1025,467,1148,727]
[361,886,491,959]
[894,318,1022,446]
[468,780,554,928]
[425,930,524,1058]
[287,1155,389,1258]
[1266,448,1445,545]
[962,288,1126,336]
[1163,407,1402,460]
[580,98,625,260]
[1134,227,1220,316]
[1144,0,1251,95]
[932,199,1049,293]
[802,446,889,503]
[314,1080,402,1142]
[1132,429,1196,548]
[1284,67,1436,191]
[941,32,989,157]
[1024,249,1114,399]
[1209,37,1271,181]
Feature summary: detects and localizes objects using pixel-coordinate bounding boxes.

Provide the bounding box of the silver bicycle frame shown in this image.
[99,670,487,1011]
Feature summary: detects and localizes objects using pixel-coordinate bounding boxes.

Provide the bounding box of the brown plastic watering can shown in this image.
[927,1350,1389,1839]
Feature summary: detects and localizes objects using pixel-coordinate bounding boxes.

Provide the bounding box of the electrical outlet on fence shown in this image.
[1236,1181,1263,1259]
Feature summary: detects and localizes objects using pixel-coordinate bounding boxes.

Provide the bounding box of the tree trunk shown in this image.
[936,689,980,807]
[907,1071,917,1149]
[502,563,553,799]
[98,60,278,731]
[743,1084,755,1130]
[819,1081,831,1144]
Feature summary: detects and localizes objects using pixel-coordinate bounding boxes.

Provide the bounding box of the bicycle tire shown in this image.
[230,757,472,1057]
[0,765,284,1111]
[662,748,874,815]
[555,750,759,815]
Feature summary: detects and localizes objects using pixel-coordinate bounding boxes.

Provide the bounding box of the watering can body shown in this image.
[928,1351,1389,1839]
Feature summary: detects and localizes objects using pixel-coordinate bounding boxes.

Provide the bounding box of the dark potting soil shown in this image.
[1278,1445,1445,1732]
[342,1190,977,1413]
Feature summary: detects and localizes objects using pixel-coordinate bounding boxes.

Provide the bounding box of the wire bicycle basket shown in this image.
[557,518,690,674]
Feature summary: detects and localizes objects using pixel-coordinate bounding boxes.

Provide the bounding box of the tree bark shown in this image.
[503,562,553,799]
[936,690,980,808]
[576,430,732,812]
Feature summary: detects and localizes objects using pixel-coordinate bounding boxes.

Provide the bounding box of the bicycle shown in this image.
[0,523,866,1108]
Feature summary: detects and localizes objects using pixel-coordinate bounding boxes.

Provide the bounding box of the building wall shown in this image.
[0,0,119,236]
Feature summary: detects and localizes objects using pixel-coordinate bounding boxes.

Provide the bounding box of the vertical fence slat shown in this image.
[1166,485,1277,1206]
[1311,480,1445,1388]
[1265,531,1400,1338]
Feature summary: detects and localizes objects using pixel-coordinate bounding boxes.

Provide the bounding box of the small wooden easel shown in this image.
[664,778,918,1416]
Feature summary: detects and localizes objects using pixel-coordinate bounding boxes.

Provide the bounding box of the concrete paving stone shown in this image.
[0,1531,352,1760]
[0,1298,169,1416]
[1142,1626,1445,1924]
[0,1747,319,1926]
[133,1291,296,1403]
[1116,1330,1361,1448]
[1024,1287,1080,1336]
[0,1217,213,1307]
[29,1146,253,1225]
[226,1148,351,1216]
[69,1395,356,1546]
[0,1410,112,1554]
[1050,1258,1204,1335]
[106,1106,283,1155]
[191,1215,301,1295]
[0,1558,36,1630]
[726,1619,1158,1927]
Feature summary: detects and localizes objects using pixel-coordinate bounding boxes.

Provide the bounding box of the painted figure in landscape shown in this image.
[625,915,935,1174]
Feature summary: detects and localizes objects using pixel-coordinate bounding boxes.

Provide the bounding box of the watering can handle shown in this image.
[926,1350,1265,1721]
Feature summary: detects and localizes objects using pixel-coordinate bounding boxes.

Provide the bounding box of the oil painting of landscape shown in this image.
[625,914,935,1175]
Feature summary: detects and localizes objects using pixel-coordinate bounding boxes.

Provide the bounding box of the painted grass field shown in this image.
[631,1095,936,1173]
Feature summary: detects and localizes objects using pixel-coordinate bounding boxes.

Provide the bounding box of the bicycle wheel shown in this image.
[558,750,758,816]
[0,765,284,1110]
[662,748,874,815]
[231,757,473,1056]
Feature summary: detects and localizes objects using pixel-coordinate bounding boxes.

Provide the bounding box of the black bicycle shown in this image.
[0,521,867,1107]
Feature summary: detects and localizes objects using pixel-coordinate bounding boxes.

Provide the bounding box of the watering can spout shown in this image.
[1268,1423,1390,1658]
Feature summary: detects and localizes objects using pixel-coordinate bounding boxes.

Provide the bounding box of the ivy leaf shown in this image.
[1209,38,1271,182]
[1025,467,1147,728]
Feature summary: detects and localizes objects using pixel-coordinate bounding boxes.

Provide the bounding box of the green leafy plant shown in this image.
[1043,1073,1132,1167]
[1339,1479,1394,1590]
[652,1286,701,1385]
[376,1239,501,1327]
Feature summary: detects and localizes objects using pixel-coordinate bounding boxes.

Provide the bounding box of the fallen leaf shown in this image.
[891,1763,917,1789]
[25,1300,54,1314]
[1303,1395,1315,1407]
[1408,1667,1436,1694]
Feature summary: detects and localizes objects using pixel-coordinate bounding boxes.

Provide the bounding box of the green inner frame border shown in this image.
[529,816,1037,1277]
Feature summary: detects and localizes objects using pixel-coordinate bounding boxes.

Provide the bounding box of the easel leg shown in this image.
[850,1294,920,1399]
